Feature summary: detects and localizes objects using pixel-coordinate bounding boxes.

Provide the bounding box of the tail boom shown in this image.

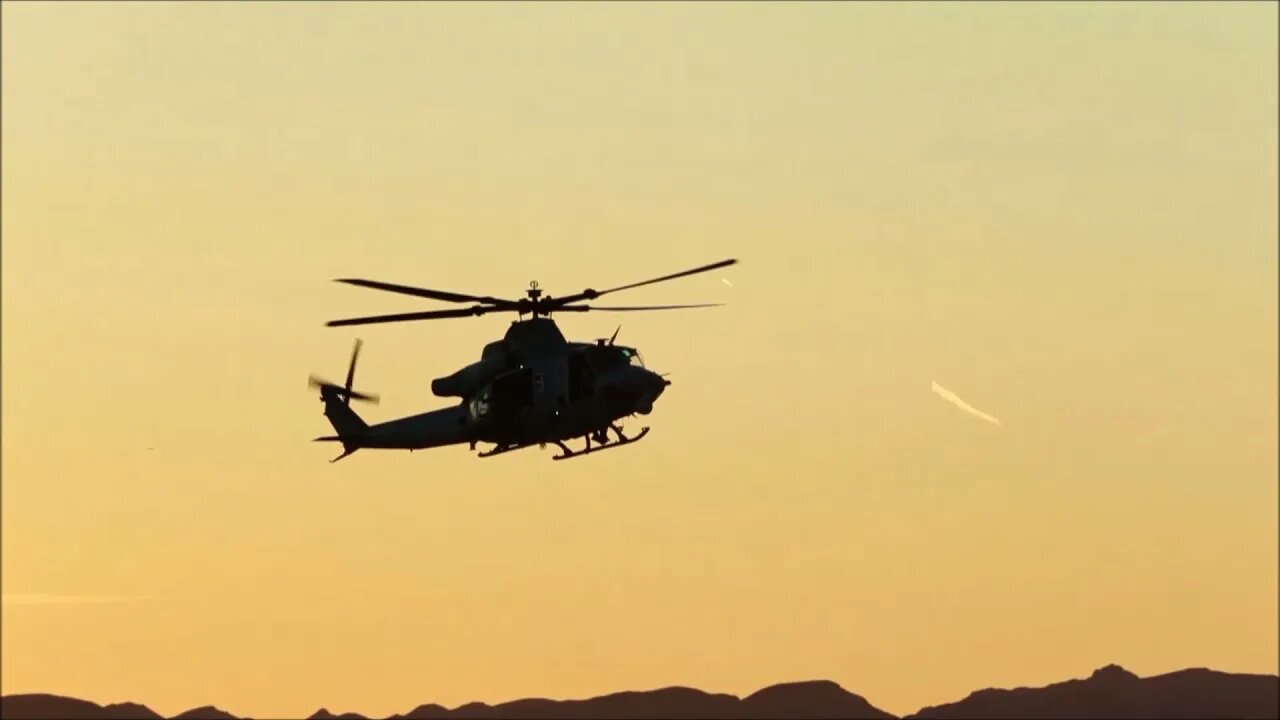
[315,398,474,461]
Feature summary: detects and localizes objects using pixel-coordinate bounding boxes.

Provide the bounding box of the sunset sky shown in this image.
[2,2,1276,718]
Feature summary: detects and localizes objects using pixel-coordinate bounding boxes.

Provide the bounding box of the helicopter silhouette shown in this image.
[308,258,737,462]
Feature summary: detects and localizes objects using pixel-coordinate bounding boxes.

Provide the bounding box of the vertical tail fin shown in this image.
[315,387,369,462]
[309,339,379,462]
[320,386,369,435]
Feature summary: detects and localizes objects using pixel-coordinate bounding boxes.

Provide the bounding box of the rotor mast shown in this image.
[523,281,547,319]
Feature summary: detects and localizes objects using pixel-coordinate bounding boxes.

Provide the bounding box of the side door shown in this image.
[565,350,595,404]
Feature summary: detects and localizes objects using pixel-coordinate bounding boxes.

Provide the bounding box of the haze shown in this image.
[2,2,1276,718]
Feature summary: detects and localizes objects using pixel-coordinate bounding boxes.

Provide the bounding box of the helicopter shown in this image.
[308,258,738,462]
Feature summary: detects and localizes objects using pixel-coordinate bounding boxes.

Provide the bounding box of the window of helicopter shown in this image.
[622,348,645,367]
[586,346,624,371]
[612,348,632,368]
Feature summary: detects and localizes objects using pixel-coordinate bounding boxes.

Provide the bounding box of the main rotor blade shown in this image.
[564,303,724,312]
[334,278,516,307]
[600,259,738,295]
[326,307,494,327]
[549,258,737,308]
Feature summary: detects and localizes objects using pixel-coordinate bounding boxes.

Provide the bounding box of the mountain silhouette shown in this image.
[308,711,370,720]
[377,682,894,719]
[105,704,165,720]
[2,666,1276,719]
[0,694,164,719]
[906,664,1280,719]
[169,707,243,720]
[741,680,893,718]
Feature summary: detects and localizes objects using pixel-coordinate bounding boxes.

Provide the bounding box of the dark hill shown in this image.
[105,703,165,720]
[433,687,743,719]
[0,694,164,720]
[742,680,895,719]
[907,664,1280,719]
[169,706,242,720]
[391,703,450,719]
[308,710,369,720]
[383,684,889,719]
[4,666,1278,720]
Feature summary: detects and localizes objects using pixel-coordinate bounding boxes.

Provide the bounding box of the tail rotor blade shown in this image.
[346,389,380,404]
[309,365,379,405]
[310,379,380,404]
[344,339,362,403]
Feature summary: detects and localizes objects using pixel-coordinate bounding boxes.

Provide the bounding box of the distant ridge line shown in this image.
[1,665,1276,720]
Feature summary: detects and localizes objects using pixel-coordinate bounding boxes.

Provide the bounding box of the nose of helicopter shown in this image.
[635,369,669,415]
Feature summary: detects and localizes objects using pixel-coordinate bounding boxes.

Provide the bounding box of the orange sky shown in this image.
[2,2,1276,718]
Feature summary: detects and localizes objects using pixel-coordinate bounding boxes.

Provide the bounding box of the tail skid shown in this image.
[329,446,359,463]
[313,434,360,463]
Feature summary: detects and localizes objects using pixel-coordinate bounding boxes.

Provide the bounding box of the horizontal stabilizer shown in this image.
[313,435,342,442]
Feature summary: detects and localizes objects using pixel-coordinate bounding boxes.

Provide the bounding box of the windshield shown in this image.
[620,347,645,367]
[586,345,644,371]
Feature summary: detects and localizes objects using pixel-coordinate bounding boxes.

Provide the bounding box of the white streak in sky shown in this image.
[931,381,1002,426]
[721,278,733,287]
[2,594,147,607]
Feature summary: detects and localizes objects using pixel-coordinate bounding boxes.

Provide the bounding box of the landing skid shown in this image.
[476,426,652,461]
[552,427,650,461]
[477,443,540,459]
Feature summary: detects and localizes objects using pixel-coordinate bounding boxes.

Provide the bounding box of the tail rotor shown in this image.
[309,339,380,405]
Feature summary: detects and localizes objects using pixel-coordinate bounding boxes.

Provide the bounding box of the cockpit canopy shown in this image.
[585,344,644,371]
[620,346,645,368]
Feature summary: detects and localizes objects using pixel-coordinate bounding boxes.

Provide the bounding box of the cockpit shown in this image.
[585,345,645,371]
[620,347,645,368]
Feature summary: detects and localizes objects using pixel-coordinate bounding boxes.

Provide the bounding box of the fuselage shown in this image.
[323,318,669,454]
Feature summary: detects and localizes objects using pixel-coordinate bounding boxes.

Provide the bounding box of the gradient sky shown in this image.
[2,2,1276,718]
